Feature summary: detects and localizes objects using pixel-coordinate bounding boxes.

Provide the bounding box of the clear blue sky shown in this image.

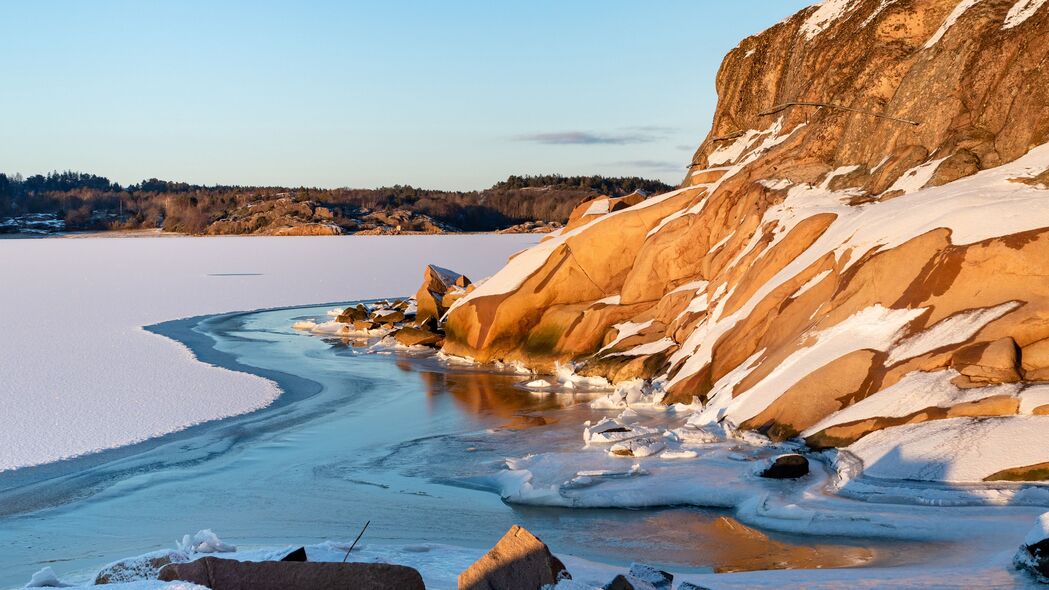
[0,1,812,190]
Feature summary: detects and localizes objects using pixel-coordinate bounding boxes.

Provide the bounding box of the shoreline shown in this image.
[0,303,357,517]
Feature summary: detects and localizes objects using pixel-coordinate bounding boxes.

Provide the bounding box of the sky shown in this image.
[0,1,813,190]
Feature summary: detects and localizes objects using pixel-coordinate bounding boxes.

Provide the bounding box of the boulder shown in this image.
[395,327,442,347]
[95,551,183,584]
[280,547,307,562]
[458,525,570,590]
[950,338,1021,384]
[760,454,809,479]
[416,264,471,324]
[158,556,425,590]
[371,310,405,324]
[1023,338,1049,382]
[1015,512,1049,582]
[336,306,368,323]
[353,319,378,331]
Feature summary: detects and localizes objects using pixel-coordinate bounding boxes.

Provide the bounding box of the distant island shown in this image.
[0,171,673,236]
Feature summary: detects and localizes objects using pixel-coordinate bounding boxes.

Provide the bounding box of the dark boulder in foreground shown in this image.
[458,525,569,590]
[1015,513,1049,582]
[760,454,809,479]
[158,556,424,590]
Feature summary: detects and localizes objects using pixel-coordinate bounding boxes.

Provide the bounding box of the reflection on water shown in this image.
[0,303,925,587]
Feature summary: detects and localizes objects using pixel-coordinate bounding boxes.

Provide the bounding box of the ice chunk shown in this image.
[177,529,237,553]
[609,437,666,458]
[24,567,71,588]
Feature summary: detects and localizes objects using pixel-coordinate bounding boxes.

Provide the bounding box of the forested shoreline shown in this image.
[0,171,673,235]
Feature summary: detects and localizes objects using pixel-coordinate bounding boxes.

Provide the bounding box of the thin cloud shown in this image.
[514,126,675,146]
[611,159,683,172]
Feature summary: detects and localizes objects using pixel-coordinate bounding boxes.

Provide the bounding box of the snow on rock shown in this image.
[1004,0,1048,28]
[882,157,947,195]
[598,320,654,353]
[924,0,982,48]
[0,234,536,472]
[885,301,1021,365]
[800,0,860,40]
[789,269,831,299]
[843,416,1049,482]
[696,305,924,426]
[801,369,1020,436]
[605,337,675,358]
[1025,512,1049,546]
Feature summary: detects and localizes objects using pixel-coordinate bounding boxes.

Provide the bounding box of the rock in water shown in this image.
[158,557,424,590]
[760,454,809,479]
[280,547,307,562]
[1016,512,1049,582]
[458,525,570,590]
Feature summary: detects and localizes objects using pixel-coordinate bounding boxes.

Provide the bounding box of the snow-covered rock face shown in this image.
[441,0,1049,484]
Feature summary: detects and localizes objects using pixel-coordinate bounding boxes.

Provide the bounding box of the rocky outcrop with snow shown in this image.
[442,0,1049,485]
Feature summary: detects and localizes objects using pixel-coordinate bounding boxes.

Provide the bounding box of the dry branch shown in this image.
[758,101,920,126]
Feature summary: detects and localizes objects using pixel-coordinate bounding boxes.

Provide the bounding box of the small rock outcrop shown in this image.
[415,264,472,325]
[760,454,810,479]
[158,556,425,590]
[458,525,570,590]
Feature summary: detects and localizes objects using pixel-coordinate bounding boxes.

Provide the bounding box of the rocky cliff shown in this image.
[442,0,1049,480]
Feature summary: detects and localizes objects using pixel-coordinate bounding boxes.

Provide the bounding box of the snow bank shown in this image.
[844,416,1049,482]
[0,234,537,472]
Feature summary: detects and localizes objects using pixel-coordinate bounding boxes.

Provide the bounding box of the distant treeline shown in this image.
[0,170,675,233]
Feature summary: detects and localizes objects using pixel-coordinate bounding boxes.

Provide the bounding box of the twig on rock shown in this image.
[710,130,746,141]
[342,520,371,563]
[758,101,920,126]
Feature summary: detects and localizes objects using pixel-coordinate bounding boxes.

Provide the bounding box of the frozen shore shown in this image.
[0,234,537,472]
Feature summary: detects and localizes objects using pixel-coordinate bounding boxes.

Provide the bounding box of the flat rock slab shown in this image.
[158,556,424,590]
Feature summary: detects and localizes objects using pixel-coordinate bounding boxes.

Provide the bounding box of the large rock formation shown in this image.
[442,0,1049,479]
